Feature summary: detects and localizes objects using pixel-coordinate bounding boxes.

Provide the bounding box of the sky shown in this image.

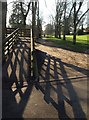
[7,0,88,29]
[7,0,56,29]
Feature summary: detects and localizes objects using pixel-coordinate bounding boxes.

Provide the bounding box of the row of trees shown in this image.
[45,0,89,44]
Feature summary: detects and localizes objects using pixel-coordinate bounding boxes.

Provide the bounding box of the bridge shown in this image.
[1,1,88,119]
[2,27,39,118]
[2,27,88,119]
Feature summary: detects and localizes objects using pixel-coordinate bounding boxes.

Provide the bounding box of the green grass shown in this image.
[43,34,89,53]
[65,35,88,44]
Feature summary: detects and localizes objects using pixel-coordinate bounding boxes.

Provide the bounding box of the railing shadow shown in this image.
[2,37,32,118]
[35,49,88,119]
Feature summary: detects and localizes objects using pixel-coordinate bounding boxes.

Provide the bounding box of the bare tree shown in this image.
[20,1,31,26]
[70,1,89,44]
[63,1,67,40]
[55,0,64,39]
[55,2,59,38]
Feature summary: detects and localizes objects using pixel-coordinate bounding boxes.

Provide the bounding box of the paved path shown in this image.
[2,38,89,119]
[35,40,89,119]
[2,37,31,118]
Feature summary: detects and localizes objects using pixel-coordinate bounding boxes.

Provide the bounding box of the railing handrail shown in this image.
[6,28,19,39]
[6,27,30,30]
[3,28,19,61]
[4,28,19,44]
[6,27,31,37]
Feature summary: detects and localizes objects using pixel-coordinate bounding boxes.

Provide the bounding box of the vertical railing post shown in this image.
[31,29,34,78]
[32,1,37,80]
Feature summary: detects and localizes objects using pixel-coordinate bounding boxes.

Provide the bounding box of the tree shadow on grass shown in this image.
[37,38,89,54]
[35,49,88,119]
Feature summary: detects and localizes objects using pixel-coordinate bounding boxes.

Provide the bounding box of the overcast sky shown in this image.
[7,0,56,28]
[7,0,88,29]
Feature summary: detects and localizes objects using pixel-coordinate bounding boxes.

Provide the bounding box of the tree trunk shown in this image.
[73,2,76,44]
[58,25,61,39]
[58,18,61,39]
[63,33,66,40]
[73,25,76,44]
[82,23,83,34]
[55,3,59,38]
[58,33,61,39]
[63,2,66,40]
[55,25,58,38]
[23,19,26,26]
[23,16,26,36]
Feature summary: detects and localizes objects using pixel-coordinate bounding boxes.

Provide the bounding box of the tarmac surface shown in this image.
[2,37,89,119]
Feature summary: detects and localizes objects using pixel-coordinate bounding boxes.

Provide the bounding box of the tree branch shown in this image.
[76,2,83,16]
[20,2,31,17]
[68,3,74,19]
[26,2,31,17]
[76,8,89,26]
[20,2,24,16]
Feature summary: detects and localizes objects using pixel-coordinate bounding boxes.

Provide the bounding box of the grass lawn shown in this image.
[43,34,89,53]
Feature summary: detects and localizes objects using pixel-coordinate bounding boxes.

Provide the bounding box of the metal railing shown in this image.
[6,28,31,37]
[3,28,19,62]
[3,27,39,82]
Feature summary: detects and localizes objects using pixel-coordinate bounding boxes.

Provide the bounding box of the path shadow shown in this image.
[35,49,88,119]
[2,37,33,119]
